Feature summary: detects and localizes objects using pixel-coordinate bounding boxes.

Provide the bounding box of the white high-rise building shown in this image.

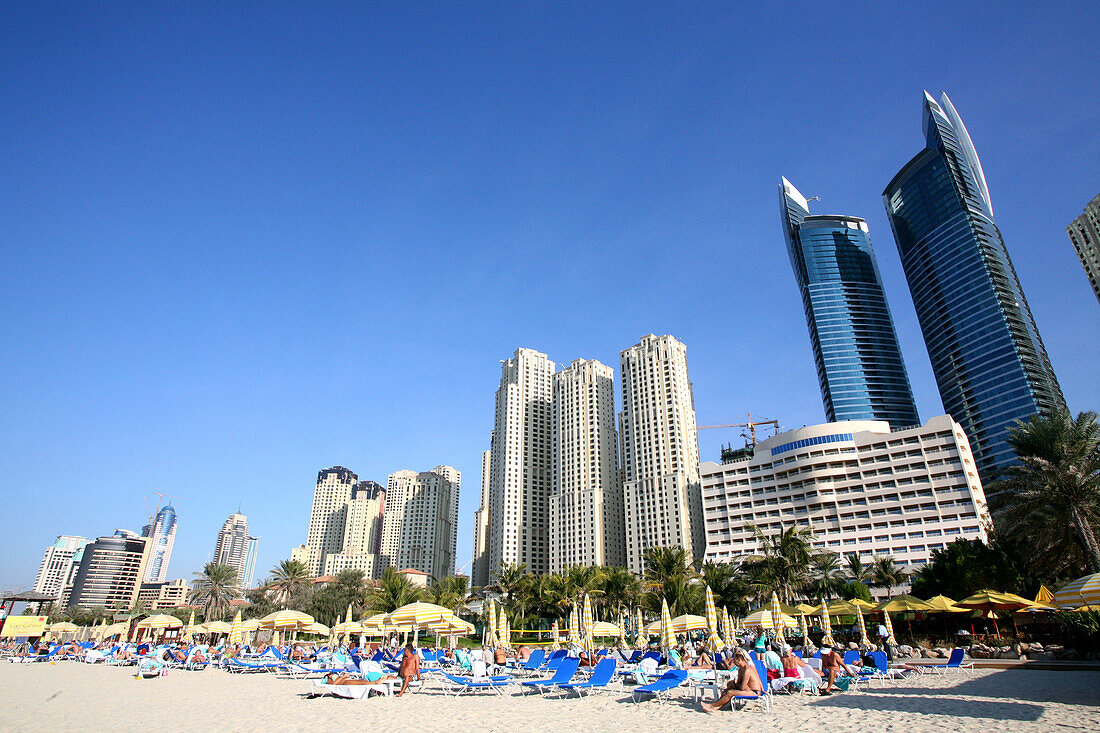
[323,481,385,578]
[213,512,260,589]
[471,448,492,587]
[291,467,371,577]
[484,348,554,578]
[381,467,460,581]
[549,359,624,571]
[619,334,705,574]
[701,416,991,595]
[142,504,177,583]
[33,535,88,600]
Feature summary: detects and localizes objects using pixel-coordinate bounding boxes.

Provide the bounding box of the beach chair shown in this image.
[927,648,974,674]
[631,669,688,703]
[438,670,515,697]
[509,648,546,674]
[538,649,568,669]
[224,657,285,673]
[519,657,580,695]
[842,650,861,666]
[555,658,619,697]
[725,660,771,711]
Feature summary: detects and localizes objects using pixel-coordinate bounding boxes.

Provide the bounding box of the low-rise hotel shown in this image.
[701,415,990,579]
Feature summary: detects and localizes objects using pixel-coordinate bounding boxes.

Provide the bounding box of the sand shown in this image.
[1,662,1097,733]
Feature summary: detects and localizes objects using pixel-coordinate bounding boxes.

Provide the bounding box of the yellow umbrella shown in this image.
[705,587,722,653]
[855,606,868,645]
[1035,584,1055,605]
[549,620,559,650]
[726,608,737,644]
[182,611,195,644]
[94,619,107,640]
[258,610,314,630]
[589,620,622,637]
[820,600,835,646]
[136,614,183,629]
[770,592,786,646]
[882,610,895,644]
[229,611,243,645]
[387,602,456,628]
[660,598,675,651]
[826,599,862,616]
[795,603,818,615]
[1052,574,1100,609]
[799,613,809,641]
[645,614,709,634]
[240,618,261,633]
[202,621,231,634]
[568,608,581,647]
[923,595,969,613]
[331,614,342,646]
[848,598,877,610]
[498,605,510,648]
[634,607,645,645]
[740,608,796,629]
[955,590,1037,637]
[304,622,330,636]
[581,594,594,653]
[49,622,78,633]
[877,594,930,612]
[272,630,281,647]
[484,599,496,647]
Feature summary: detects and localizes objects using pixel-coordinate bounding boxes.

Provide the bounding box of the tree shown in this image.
[308,569,368,625]
[429,575,470,613]
[641,547,699,614]
[987,409,1100,575]
[910,539,1023,599]
[870,556,904,590]
[599,566,641,620]
[841,580,872,602]
[366,567,424,613]
[742,525,816,602]
[488,562,528,613]
[267,559,311,609]
[844,553,871,585]
[191,562,241,621]
[809,552,845,601]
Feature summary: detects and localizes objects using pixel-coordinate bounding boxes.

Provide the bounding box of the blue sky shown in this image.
[2,2,1097,591]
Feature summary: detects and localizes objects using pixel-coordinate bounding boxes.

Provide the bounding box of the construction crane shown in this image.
[145,492,181,527]
[697,414,780,446]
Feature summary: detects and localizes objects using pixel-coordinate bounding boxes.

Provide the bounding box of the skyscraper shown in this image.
[32,535,88,600]
[1067,193,1100,305]
[883,91,1065,478]
[549,359,624,571]
[213,512,260,589]
[381,466,460,580]
[66,534,151,610]
[619,334,704,574]
[291,467,374,576]
[781,178,920,427]
[471,448,491,587]
[484,348,554,579]
[142,504,177,583]
[322,479,386,578]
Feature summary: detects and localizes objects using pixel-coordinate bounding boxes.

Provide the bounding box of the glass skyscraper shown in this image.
[781,177,920,427]
[883,91,1064,479]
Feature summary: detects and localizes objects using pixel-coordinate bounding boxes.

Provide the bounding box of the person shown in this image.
[818,647,857,694]
[701,649,763,713]
[762,645,783,681]
[493,645,507,666]
[685,648,714,670]
[397,643,420,696]
[516,645,532,663]
[481,645,494,673]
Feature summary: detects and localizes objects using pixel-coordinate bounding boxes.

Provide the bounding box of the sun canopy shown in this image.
[876,594,931,612]
[590,621,623,637]
[1052,573,1100,610]
[258,610,314,630]
[136,614,183,629]
[740,608,796,629]
[202,621,231,633]
[645,613,707,635]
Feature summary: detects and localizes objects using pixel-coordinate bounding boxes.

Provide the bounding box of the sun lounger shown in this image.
[519,657,580,695]
[438,670,515,696]
[224,657,284,673]
[555,658,618,696]
[508,648,546,674]
[631,669,688,703]
[926,648,973,674]
[308,678,397,698]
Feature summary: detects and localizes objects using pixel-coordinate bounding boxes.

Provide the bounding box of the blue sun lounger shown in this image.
[927,648,974,674]
[631,669,688,703]
[519,656,580,694]
[439,670,515,696]
[555,658,618,696]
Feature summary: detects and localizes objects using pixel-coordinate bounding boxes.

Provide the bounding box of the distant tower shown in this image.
[1067,193,1100,305]
[381,466,460,580]
[291,467,359,576]
[32,535,88,600]
[780,177,920,426]
[471,448,492,587]
[619,334,704,574]
[142,504,177,583]
[213,512,260,589]
[67,534,151,611]
[883,91,1065,478]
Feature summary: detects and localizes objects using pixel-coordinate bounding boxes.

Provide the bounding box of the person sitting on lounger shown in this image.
[397,643,421,697]
[113,647,135,661]
[818,647,856,694]
[324,668,399,686]
[516,645,532,663]
[701,649,763,713]
[493,645,507,666]
[685,649,714,670]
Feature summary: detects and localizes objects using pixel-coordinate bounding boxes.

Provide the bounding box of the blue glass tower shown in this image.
[781,178,920,427]
[883,91,1065,479]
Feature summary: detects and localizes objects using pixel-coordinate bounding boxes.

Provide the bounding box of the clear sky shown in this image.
[2,2,1097,592]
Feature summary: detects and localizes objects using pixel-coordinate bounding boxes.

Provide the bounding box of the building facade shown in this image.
[322,480,386,578]
[549,359,624,571]
[483,348,555,579]
[381,467,460,581]
[701,415,991,588]
[32,535,88,600]
[136,578,189,610]
[1067,192,1100,306]
[213,512,260,589]
[66,534,152,610]
[883,91,1065,479]
[291,467,377,577]
[141,504,177,583]
[471,448,492,587]
[619,335,705,574]
[781,178,920,427]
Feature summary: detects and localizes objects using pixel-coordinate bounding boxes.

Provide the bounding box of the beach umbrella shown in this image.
[499,605,510,648]
[819,600,835,646]
[660,598,675,651]
[181,611,195,644]
[272,629,280,647]
[136,614,183,630]
[855,606,868,645]
[590,621,623,637]
[549,620,559,650]
[826,599,862,617]
[229,611,243,645]
[882,610,895,644]
[704,587,722,653]
[240,618,261,633]
[568,608,581,647]
[877,594,931,613]
[582,594,594,653]
[923,595,969,612]
[1035,585,1055,605]
[799,613,809,642]
[388,602,456,628]
[202,621,231,634]
[725,608,737,645]
[848,598,877,610]
[955,590,1039,637]
[258,610,314,631]
[770,592,786,646]
[1052,573,1100,610]
[484,599,496,647]
[740,607,797,629]
[644,614,709,635]
[795,603,818,615]
[49,622,78,633]
[94,619,107,640]
[634,607,645,646]
[304,622,329,636]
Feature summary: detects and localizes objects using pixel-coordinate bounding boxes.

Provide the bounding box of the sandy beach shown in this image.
[1,663,1097,733]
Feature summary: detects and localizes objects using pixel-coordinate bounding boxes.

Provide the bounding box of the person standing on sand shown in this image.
[397,643,420,696]
[701,649,763,713]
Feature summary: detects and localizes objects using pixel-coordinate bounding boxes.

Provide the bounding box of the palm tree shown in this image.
[366,567,424,612]
[743,525,815,602]
[599,566,640,620]
[870,556,904,590]
[429,575,470,613]
[641,547,699,614]
[191,562,241,621]
[488,562,528,613]
[987,409,1100,574]
[809,552,844,600]
[267,559,311,609]
[844,553,871,585]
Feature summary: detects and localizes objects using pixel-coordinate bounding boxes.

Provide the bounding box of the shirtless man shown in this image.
[818,647,856,694]
[397,643,421,696]
[701,649,763,712]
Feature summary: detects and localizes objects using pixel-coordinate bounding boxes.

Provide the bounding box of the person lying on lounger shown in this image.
[701,649,763,712]
[685,648,714,670]
[324,669,398,686]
